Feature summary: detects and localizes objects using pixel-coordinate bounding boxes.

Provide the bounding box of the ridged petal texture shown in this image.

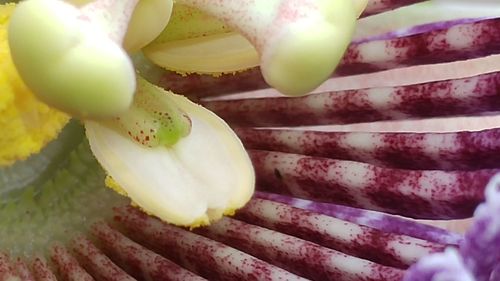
[2,1,500,281]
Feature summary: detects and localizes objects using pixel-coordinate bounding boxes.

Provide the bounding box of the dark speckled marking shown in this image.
[0,253,21,281]
[250,149,496,219]
[71,236,136,281]
[236,126,500,171]
[91,222,203,281]
[196,216,405,281]
[338,19,500,76]
[50,245,95,281]
[31,257,57,281]
[361,0,425,17]
[235,198,446,269]
[205,72,500,127]
[113,206,303,281]
[13,258,34,281]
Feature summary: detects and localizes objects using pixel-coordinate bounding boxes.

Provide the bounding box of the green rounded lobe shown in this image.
[8,0,136,119]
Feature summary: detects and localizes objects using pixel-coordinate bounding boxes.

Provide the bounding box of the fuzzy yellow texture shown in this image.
[0,3,69,166]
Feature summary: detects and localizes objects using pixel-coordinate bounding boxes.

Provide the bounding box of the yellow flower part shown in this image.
[0,3,69,167]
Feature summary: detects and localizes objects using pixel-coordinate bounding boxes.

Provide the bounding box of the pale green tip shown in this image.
[261,0,358,96]
[108,76,192,148]
[8,0,136,119]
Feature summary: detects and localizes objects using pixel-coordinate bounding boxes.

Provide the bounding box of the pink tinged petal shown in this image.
[0,254,20,281]
[113,206,306,281]
[236,126,500,171]
[90,222,204,281]
[154,67,268,100]
[195,216,405,281]
[71,236,137,281]
[318,54,500,94]
[50,245,95,281]
[31,257,57,281]
[460,174,500,281]
[79,0,139,43]
[362,0,426,17]
[205,72,500,127]
[13,259,34,281]
[339,19,500,76]
[255,191,463,245]
[235,198,447,269]
[417,218,473,235]
[354,18,496,44]
[249,150,495,219]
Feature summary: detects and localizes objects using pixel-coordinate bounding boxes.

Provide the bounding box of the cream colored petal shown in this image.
[85,93,254,226]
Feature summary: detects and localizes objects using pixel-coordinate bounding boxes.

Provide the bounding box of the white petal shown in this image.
[85,93,254,226]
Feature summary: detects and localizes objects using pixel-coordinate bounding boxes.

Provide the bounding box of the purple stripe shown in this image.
[236,127,500,171]
[205,72,500,127]
[255,191,463,245]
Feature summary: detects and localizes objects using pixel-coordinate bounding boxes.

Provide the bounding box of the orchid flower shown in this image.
[1,0,500,281]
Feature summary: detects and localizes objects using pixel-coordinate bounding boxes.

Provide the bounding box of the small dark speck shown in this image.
[274,169,283,180]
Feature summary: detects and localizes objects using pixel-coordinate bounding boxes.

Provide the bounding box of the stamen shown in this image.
[173,0,363,96]
[67,0,173,52]
[85,80,254,226]
[8,0,137,118]
[106,77,192,147]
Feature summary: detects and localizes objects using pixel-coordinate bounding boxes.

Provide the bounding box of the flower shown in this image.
[1,1,500,281]
[7,0,256,227]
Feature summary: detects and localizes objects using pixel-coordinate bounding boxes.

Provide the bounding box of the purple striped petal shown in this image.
[14,259,34,281]
[255,191,463,245]
[236,127,500,171]
[114,206,307,281]
[250,150,494,219]
[50,245,95,281]
[362,0,426,17]
[339,19,500,76]
[90,222,205,281]
[31,257,57,281]
[72,236,137,281]
[196,216,405,281]
[0,253,20,281]
[206,72,500,127]
[235,198,447,268]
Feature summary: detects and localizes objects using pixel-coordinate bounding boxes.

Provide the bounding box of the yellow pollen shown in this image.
[0,3,69,167]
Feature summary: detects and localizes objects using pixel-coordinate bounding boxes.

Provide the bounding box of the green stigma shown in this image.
[107,77,192,147]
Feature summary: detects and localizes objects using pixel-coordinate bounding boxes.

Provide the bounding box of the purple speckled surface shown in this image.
[236,126,500,171]
[353,18,493,44]
[236,198,447,269]
[250,150,494,219]
[255,191,463,246]
[205,72,500,127]
[361,0,426,17]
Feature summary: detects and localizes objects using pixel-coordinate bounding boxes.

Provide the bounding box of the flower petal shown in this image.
[85,92,254,226]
